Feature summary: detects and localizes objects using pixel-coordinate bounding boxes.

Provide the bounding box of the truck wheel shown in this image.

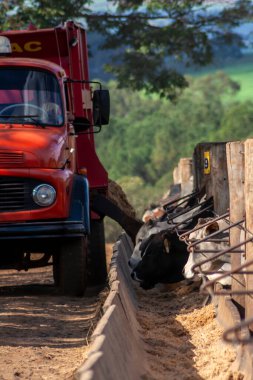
[88,220,108,286]
[58,236,88,296]
[53,253,60,286]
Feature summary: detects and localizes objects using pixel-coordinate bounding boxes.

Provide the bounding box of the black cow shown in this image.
[130,230,189,290]
[129,196,214,290]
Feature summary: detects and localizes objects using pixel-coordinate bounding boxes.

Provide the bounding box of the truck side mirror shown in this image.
[93,89,110,126]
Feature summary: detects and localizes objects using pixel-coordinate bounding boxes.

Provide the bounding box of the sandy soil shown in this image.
[0,242,243,380]
[0,266,104,380]
[135,284,243,380]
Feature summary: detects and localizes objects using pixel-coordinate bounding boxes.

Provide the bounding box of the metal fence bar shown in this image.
[193,249,243,253]
[179,212,230,241]
[187,219,244,250]
[170,192,253,346]
[191,237,253,274]
[223,317,253,344]
[167,200,208,222]
[199,270,252,275]
[200,258,253,294]
[166,196,199,215]
[171,204,214,231]
[161,190,199,209]
[190,239,230,243]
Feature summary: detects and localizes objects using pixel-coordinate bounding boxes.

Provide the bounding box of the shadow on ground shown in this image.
[0,268,105,348]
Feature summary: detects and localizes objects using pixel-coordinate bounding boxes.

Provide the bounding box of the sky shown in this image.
[89,1,114,12]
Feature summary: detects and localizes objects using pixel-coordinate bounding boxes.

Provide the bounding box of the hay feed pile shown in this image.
[136,285,243,380]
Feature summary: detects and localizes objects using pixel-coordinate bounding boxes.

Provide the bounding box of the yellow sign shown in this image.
[204,151,211,174]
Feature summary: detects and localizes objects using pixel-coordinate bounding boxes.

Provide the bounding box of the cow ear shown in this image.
[205,221,219,236]
[164,238,171,254]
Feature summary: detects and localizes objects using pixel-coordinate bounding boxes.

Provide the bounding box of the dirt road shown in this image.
[0,266,105,380]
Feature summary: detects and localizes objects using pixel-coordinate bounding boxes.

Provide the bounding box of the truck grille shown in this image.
[0,177,40,212]
[0,151,25,167]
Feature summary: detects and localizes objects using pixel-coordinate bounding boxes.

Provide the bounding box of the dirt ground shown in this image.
[0,266,105,380]
[0,243,244,380]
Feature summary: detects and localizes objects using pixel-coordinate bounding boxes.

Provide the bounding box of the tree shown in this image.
[0,0,92,30]
[95,72,240,184]
[219,101,253,141]
[87,0,252,99]
[1,0,252,99]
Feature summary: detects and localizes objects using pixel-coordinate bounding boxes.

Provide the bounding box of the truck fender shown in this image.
[69,174,90,233]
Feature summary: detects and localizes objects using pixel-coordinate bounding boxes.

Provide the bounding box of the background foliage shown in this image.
[95,67,253,240]
[1,1,253,240]
[2,0,253,99]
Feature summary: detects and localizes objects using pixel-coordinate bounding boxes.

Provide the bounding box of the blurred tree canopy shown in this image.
[1,0,253,99]
[95,71,241,185]
[95,70,253,241]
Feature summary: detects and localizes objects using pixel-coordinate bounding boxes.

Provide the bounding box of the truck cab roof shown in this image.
[0,57,66,79]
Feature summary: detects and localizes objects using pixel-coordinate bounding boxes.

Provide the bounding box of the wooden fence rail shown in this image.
[174,140,253,327]
[176,139,253,378]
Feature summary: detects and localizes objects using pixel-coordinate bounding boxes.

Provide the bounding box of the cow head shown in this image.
[183,218,229,281]
[131,231,188,290]
[128,219,170,269]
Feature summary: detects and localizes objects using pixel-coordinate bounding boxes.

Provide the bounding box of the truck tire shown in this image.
[88,220,108,286]
[58,236,88,296]
[53,253,60,286]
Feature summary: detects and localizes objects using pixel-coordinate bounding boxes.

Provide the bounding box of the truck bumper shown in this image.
[0,175,90,241]
[0,220,86,240]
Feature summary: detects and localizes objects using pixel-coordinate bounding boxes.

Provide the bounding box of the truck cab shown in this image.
[0,21,110,296]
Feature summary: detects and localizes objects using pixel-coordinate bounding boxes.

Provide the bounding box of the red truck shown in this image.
[0,21,119,296]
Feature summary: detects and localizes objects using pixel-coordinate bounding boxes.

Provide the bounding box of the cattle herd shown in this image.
[128,190,243,294]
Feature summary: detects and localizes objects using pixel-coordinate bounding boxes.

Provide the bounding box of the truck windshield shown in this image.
[0,68,64,126]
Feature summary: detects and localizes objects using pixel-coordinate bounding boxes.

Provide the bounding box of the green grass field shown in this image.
[198,56,253,102]
[223,62,253,102]
[139,55,253,103]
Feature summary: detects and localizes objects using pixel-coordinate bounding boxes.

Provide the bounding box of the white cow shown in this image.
[183,217,231,286]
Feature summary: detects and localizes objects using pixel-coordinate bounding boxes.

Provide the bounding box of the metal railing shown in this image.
[177,212,253,344]
[141,188,253,345]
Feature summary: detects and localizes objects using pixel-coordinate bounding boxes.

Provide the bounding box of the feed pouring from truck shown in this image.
[0,21,111,296]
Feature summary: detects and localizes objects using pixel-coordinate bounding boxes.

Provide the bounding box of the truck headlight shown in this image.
[32,184,56,207]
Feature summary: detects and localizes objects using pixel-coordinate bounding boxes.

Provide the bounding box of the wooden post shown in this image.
[193,143,212,195]
[178,158,193,195]
[244,139,253,326]
[173,165,180,185]
[226,141,245,308]
[178,158,192,183]
[193,142,229,213]
[210,144,229,215]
